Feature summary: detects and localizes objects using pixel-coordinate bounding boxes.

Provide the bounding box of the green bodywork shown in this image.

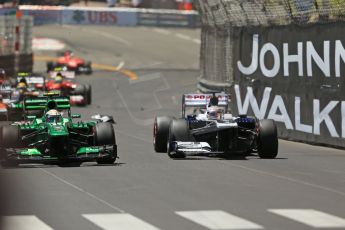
[3,95,116,165]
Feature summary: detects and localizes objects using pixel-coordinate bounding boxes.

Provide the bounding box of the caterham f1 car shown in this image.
[153,93,278,159]
[46,50,92,75]
[0,95,117,167]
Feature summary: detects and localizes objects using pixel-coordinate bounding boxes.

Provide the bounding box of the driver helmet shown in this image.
[46,109,61,123]
[207,106,223,120]
[55,72,64,83]
[17,81,27,89]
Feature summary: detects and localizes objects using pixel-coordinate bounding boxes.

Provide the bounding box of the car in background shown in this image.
[47,51,92,75]
[0,94,117,167]
[46,70,92,106]
[153,93,278,159]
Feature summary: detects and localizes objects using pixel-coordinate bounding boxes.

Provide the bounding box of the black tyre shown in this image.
[86,61,93,75]
[167,119,192,159]
[2,125,21,148]
[153,116,173,153]
[1,125,21,167]
[73,84,85,95]
[94,123,117,164]
[257,119,278,159]
[84,84,92,105]
[73,85,88,106]
[47,61,54,72]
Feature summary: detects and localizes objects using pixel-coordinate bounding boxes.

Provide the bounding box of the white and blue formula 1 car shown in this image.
[153,93,278,159]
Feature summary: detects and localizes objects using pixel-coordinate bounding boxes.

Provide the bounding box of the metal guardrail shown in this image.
[0,6,200,27]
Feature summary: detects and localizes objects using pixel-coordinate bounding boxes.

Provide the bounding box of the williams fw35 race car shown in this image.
[46,50,92,75]
[153,93,278,159]
[0,95,117,167]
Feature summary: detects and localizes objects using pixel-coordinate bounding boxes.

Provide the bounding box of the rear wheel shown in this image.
[84,84,92,105]
[167,119,191,159]
[86,61,93,75]
[257,119,278,159]
[153,116,173,153]
[95,123,117,164]
[46,61,54,72]
[74,85,88,106]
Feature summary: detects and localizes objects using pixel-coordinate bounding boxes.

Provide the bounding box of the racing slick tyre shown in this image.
[95,123,117,164]
[74,85,88,106]
[153,116,174,153]
[1,126,21,167]
[257,119,278,159]
[85,61,93,75]
[2,125,22,148]
[167,119,191,159]
[84,84,92,105]
[46,61,54,72]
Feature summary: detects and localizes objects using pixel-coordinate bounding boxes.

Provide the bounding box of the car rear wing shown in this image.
[17,75,45,85]
[24,96,71,111]
[182,93,229,117]
[0,85,12,95]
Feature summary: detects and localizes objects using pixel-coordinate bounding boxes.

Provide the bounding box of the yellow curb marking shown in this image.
[34,55,138,80]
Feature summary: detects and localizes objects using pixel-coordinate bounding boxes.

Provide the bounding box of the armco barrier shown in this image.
[0,6,199,28]
[231,23,345,148]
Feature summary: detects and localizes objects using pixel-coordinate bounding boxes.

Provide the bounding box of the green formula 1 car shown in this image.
[0,95,117,167]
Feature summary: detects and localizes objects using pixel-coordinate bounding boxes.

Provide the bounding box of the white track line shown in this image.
[87,29,131,47]
[116,61,125,70]
[193,38,201,44]
[153,28,172,35]
[176,210,263,230]
[175,33,192,41]
[83,213,160,230]
[269,209,345,228]
[2,216,54,230]
[40,169,125,213]
[220,161,345,197]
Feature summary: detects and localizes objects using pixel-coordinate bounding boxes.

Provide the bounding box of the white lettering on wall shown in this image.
[307,41,330,77]
[295,97,313,133]
[267,95,294,129]
[260,43,280,77]
[237,35,345,78]
[313,100,339,137]
[342,101,345,138]
[237,34,259,75]
[335,40,345,77]
[234,84,271,119]
[284,42,303,77]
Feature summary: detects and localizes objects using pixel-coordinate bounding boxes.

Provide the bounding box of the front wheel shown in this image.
[94,123,117,164]
[257,119,278,159]
[153,116,173,153]
[167,119,191,159]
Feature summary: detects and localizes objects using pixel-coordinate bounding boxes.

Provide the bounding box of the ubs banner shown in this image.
[231,22,345,148]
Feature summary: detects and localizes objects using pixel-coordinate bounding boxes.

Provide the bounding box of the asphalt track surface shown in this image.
[1,25,345,230]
